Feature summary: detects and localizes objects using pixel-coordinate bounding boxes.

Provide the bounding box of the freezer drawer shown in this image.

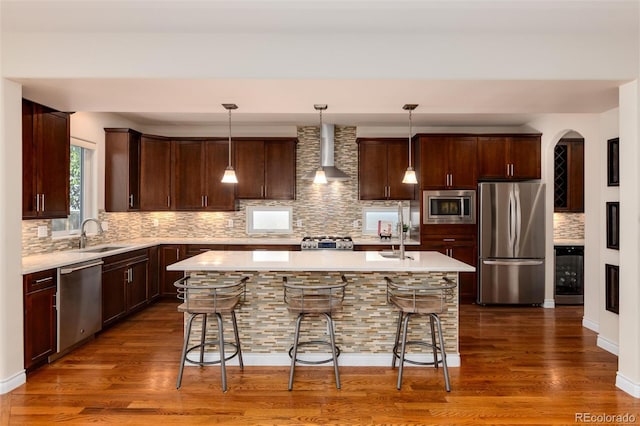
[478,258,545,304]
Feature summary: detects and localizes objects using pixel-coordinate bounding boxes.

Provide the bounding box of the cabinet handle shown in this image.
[205,195,208,207]
[34,276,53,284]
[128,268,133,283]
[129,194,134,208]
[506,163,510,177]
[167,195,171,207]
[176,248,180,258]
[443,238,456,242]
[201,196,205,207]
[41,194,45,212]
[387,186,391,198]
[35,194,40,212]
[449,173,453,187]
[510,163,514,177]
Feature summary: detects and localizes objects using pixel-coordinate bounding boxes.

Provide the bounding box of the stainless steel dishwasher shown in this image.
[57,260,103,356]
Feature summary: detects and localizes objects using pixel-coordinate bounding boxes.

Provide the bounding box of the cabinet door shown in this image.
[140,136,172,210]
[105,129,141,212]
[359,140,388,200]
[160,245,186,297]
[102,265,127,327]
[387,140,416,200]
[478,136,509,179]
[264,140,296,200]
[23,270,57,369]
[38,110,70,218]
[448,136,478,189]
[235,140,266,199]
[147,246,160,301]
[174,140,205,210]
[22,100,38,218]
[421,135,449,189]
[510,135,541,180]
[450,244,477,305]
[204,140,236,210]
[127,258,148,312]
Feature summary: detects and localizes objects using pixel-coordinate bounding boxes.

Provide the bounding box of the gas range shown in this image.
[301,236,354,251]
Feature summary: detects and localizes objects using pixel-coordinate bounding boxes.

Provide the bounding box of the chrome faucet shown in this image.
[398,201,405,260]
[79,218,104,249]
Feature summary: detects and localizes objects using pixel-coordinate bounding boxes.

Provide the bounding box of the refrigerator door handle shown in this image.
[514,185,522,257]
[508,189,516,255]
[482,259,544,266]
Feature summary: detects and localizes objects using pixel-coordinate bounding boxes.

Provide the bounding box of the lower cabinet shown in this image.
[102,249,149,327]
[159,245,187,297]
[422,227,477,304]
[23,269,57,370]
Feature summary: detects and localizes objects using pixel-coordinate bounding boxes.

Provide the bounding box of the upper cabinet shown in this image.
[105,128,141,212]
[22,99,70,219]
[140,135,173,211]
[478,135,541,180]
[235,138,297,200]
[419,134,477,189]
[174,139,235,210]
[358,138,416,200]
[554,138,584,213]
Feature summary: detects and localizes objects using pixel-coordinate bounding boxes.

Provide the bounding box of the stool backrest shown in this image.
[385,276,456,314]
[174,276,248,314]
[283,275,348,314]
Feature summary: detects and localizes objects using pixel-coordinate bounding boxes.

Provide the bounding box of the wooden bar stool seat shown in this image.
[174,275,248,392]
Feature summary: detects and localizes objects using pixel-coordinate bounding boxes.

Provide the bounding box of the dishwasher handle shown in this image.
[60,260,104,275]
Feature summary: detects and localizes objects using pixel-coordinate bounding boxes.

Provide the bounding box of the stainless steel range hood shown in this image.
[306,123,349,181]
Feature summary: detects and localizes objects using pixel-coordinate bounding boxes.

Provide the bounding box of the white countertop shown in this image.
[21,237,421,274]
[167,250,475,273]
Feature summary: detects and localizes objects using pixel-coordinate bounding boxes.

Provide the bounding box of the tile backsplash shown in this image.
[22,125,407,256]
[553,212,584,240]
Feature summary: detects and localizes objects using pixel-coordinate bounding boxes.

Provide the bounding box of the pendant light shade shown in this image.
[402,104,418,185]
[221,103,238,184]
[312,104,328,185]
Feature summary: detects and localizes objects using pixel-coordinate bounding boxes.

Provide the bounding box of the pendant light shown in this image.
[313,104,328,184]
[402,104,418,184]
[221,103,239,184]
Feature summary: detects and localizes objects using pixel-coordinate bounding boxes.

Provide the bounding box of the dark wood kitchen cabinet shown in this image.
[358,138,416,200]
[140,135,173,210]
[105,128,141,212]
[23,269,57,370]
[102,249,149,327]
[22,99,70,219]
[421,226,477,304]
[234,138,297,200]
[174,139,236,210]
[159,244,187,297]
[554,138,584,213]
[419,134,477,189]
[478,135,541,180]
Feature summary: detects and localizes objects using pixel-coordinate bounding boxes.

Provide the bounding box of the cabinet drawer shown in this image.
[24,269,57,293]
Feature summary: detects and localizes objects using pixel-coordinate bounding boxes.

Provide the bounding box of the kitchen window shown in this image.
[52,138,97,237]
[246,206,292,234]
[362,207,410,236]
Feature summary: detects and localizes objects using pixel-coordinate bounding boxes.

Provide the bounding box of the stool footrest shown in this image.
[288,340,341,365]
[393,341,444,367]
[185,341,240,366]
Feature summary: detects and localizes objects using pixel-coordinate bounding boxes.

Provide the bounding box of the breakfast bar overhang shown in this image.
[167,250,475,367]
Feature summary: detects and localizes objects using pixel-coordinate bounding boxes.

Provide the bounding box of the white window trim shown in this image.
[246,206,293,235]
[361,207,410,236]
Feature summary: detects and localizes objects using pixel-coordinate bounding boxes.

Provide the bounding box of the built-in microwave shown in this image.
[423,190,476,224]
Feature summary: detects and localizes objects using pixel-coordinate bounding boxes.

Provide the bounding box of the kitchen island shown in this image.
[167,250,475,367]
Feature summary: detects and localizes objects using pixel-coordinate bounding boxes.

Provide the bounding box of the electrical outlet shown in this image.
[152,219,159,227]
[102,221,109,231]
[296,219,303,227]
[352,220,359,228]
[227,219,234,228]
[37,226,48,238]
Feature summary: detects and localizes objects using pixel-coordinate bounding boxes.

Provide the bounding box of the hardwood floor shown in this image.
[2,300,639,425]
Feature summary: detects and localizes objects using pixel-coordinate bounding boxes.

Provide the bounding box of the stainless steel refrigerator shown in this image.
[478,182,545,304]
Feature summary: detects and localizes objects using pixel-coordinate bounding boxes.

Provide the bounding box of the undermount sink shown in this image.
[378,251,413,260]
[82,245,127,253]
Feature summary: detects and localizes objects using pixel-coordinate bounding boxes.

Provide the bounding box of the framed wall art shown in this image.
[606,202,619,250]
[605,264,619,314]
[607,137,619,186]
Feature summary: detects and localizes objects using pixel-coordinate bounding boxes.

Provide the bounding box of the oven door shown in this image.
[423,190,476,224]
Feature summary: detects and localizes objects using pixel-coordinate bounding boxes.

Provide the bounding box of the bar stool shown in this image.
[283,275,348,390]
[385,276,456,391]
[174,275,248,392]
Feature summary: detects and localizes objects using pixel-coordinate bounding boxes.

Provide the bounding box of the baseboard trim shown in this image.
[0,370,26,395]
[582,317,599,333]
[542,299,555,309]
[616,372,640,398]
[597,335,619,356]
[186,352,462,367]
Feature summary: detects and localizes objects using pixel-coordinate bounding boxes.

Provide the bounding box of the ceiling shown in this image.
[3,0,637,129]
